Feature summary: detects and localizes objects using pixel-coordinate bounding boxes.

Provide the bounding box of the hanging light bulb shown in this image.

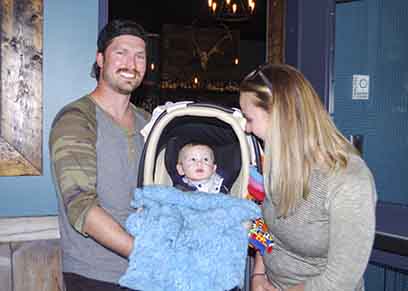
[248,0,255,13]
[232,3,237,13]
[212,2,217,13]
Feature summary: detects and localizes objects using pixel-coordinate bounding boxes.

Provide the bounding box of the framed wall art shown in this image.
[0,0,43,176]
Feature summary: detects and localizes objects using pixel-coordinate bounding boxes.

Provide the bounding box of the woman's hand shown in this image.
[286,283,304,291]
[251,251,278,290]
[251,274,278,291]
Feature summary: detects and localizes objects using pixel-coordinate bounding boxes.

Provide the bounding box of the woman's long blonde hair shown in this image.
[240,64,358,217]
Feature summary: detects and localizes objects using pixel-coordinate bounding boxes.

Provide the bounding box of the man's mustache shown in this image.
[117,68,140,77]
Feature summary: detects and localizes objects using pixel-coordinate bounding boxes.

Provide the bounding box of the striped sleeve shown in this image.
[50,108,98,235]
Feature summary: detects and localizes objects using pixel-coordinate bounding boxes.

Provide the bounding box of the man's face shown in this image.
[176,145,217,182]
[97,34,146,95]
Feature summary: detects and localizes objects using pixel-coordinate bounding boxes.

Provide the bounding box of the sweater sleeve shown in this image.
[305,164,377,291]
[49,109,98,235]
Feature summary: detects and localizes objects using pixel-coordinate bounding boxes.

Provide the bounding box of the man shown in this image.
[49,20,150,290]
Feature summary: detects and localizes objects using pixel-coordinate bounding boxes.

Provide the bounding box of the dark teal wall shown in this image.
[0,1,99,217]
[335,1,408,289]
[335,0,408,205]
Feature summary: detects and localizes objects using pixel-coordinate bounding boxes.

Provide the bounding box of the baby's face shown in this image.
[176,145,217,181]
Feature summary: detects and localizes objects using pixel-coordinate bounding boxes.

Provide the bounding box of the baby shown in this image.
[176,143,227,193]
[176,142,274,256]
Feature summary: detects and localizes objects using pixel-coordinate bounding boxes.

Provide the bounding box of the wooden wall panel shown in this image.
[267,0,285,64]
[0,244,12,291]
[12,240,63,291]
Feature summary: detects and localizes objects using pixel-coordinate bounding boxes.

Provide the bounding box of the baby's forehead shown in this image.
[182,145,213,156]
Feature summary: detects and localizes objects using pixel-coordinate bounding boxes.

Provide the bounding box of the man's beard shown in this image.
[116,78,142,95]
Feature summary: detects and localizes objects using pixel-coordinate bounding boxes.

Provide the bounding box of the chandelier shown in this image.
[208,0,256,22]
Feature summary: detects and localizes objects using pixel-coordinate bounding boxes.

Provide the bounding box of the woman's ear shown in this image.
[213,164,217,173]
[176,164,185,176]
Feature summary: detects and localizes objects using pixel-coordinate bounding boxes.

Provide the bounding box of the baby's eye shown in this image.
[191,158,197,162]
[204,158,209,162]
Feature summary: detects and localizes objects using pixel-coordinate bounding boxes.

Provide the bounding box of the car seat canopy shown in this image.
[139,103,260,199]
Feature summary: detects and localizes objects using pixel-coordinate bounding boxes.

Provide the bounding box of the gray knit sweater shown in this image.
[263,155,377,291]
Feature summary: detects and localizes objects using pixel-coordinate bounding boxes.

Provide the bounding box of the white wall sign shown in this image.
[352,74,370,100]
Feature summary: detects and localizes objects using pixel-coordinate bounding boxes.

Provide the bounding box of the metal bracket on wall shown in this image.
[336,0,361,3]
[349,134,364,155]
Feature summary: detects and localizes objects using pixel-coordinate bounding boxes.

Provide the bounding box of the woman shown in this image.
[239,64,377,291]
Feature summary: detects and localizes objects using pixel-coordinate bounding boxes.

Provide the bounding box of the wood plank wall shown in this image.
[0,216,62,291]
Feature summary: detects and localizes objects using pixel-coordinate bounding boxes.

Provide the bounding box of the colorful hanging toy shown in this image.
[247,166,274,256]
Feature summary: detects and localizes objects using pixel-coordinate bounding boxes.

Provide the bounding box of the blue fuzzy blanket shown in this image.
[119,185,261,291]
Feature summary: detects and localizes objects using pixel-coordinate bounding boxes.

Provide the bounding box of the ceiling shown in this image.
[109,0,267,41]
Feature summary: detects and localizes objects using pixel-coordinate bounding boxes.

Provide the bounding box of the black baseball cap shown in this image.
[97,19,147,53]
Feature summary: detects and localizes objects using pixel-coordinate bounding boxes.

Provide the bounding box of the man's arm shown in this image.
[50,108,133,257]
[83,206,133,258]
